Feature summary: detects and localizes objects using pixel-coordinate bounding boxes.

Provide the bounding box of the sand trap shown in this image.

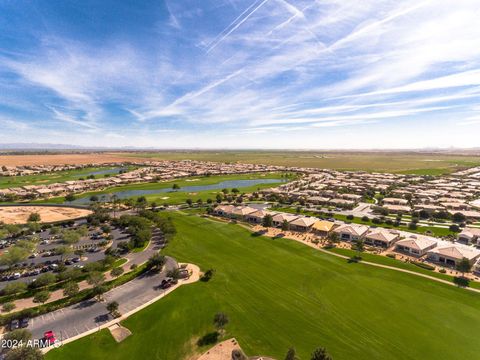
[109,323,132,343]
[0,206,92,224]
[160,196,170,200]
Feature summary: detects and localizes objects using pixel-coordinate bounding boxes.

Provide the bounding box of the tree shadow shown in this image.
[197,331,219,346]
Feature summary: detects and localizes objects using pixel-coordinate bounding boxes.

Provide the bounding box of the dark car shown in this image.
[19,318,29,328]
[160,279,171,289]
[72,257,80,263]
[64,260,73,265]
[10,319,19,331]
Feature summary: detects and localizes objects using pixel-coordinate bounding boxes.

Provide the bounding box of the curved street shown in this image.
[27,256,177,341]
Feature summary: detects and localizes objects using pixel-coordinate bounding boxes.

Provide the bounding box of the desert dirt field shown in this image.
[0,153,142,167]
[0,206,92,224]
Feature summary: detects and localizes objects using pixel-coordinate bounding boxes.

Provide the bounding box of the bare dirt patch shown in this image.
[109,323,132,343]
[0,153,142,166]
[197,338,241,360]
[0,206,92,224]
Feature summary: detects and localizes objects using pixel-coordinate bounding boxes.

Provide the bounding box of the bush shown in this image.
[110,267,124,277]
[361,215,370,222]
[386,253,396,259]
[412,261,435,270]
[439,269,447,273]
[346,214,354,220]
[200,269,215,282]
[454,276,469,287]
[2,302,15,312]
[408,222,417,230]
[2,282,28,295]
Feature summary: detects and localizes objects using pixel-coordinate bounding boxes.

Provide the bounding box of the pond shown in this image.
[69,178,285,204]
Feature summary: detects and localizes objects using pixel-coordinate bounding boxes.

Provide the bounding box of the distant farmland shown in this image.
[121,151,480,175]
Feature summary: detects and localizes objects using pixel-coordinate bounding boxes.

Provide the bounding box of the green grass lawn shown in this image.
[47,212,480,360]
[33,172,291,205]
[0,166,130,189]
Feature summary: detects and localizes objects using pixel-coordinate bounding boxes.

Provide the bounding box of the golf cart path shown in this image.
[228,219,480,294]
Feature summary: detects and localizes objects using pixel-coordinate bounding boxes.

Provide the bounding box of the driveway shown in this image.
[27,256,177,341]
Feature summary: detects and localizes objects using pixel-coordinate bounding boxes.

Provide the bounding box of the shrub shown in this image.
[386,253,396,259]
[412,261,435,270]
[439,269,447,273]
[361,215,370,222]
[454,276,469,287]
[408,222,417,230]
[110,267,124,277]
[346,215,354,220]
[197,331,219,346]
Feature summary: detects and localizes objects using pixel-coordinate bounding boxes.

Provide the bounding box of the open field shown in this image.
[47,212,480,360]
[0,153,141,167]
[0,166,127,189]
[3,151,480,174]
[119,151,480,174]
[31,173,290,205]
[0,205,91,224]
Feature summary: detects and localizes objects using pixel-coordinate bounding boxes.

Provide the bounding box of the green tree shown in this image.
[285,347,298,360]
[3,329,32,343]
[281,220,289,231]
[2,302,15,312]
[231,188,239,195]
[0,246,29,268]
[262,214,273,227]
[34,273,56,287]
[311,347,333,360]
[172,184,180,190]
[63,281,80,297]
[5,347,44,360]
[186,198,193,207]
[33,290,50,304]
[106,301,119,315]
[65,193,76,202]
[456,258,472,277]
[146,253,166,271]
[110,267,124,277]
[28,212,41,222]
[2,282,28,295]
[87,271,106,287]
[213,312,229,331]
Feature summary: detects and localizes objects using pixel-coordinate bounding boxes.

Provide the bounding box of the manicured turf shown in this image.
[34,173,291,205]
[0,166,122,189]
[47,213,480,360]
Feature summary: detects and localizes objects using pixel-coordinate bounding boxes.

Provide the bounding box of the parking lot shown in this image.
[0,222,131,290]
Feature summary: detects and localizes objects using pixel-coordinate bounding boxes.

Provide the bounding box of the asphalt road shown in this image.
[27,256,177,341]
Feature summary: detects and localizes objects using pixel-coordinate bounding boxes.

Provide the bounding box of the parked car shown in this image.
[9,319,19,331]
[43,330,56,345]
[19,318,29,328]
[72,257,80,263]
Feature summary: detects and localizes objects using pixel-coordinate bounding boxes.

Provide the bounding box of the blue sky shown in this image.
[1,0,480,149]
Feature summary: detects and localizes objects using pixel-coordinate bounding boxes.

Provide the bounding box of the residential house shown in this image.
[272,213,299,228]
[458,227,480,245]
[427,244,480,267]
[394,235,437,257]
[365,229,400,247]
[312,220,335,236]
[333,224,369,241]
[289,216,318,232]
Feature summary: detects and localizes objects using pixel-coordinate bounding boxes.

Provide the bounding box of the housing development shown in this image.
[2,0,480,359]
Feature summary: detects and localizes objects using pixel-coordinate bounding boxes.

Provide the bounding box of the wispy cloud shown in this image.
[1,0,480,148]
